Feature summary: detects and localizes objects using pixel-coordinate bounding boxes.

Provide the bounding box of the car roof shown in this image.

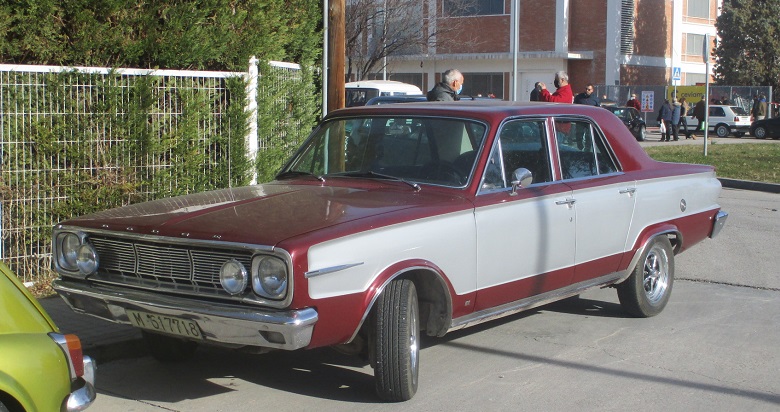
[323,101,655,172]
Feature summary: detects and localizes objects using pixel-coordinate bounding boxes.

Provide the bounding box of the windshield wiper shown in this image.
[275,170,325,182]
[331,171,421,191]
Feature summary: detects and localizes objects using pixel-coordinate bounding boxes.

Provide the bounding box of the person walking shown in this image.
[574,84,600,106]
[427,69,464,101]
[538,71,573,103]
[679,97,692,139]
[692,98,705,139]
[626,93,641,112]
[757,95,768,120]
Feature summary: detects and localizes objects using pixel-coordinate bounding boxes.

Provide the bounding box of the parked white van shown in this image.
[345,80,424,107]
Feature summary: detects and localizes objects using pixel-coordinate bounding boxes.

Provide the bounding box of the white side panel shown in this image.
[627,171,721,249]
[572,181,636,264]
[474,190,575,289]
[307,210,477,299]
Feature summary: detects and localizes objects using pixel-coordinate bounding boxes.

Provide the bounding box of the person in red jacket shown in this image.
[626,93,641,111]
[539,71,573,103]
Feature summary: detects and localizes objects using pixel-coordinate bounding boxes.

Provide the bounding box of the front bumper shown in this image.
[53,279,318,351]
[65,356,96,412]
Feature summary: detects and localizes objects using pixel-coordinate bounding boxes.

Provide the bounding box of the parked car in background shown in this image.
[365,95,427,105]
[689,104,751,137]
[0,262,95,412]
[749,116,780,139]
[51,102,727,402]
[603,106,647,141]
[345,80,423,107]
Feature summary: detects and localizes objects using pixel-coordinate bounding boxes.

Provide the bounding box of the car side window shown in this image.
[710,107,725,117]
[555,119,619,179]
[481,119,551,190]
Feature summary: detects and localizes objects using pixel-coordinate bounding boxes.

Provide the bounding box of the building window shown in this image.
[620,0,635,54]
[444,0,505,17]
[686,73,706,86]
[687,0,709,19]
[463,73,503,99]
[686,33,705,56]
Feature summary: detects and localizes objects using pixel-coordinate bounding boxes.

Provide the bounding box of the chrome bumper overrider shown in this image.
[711,210,728,238]
[53,279,318,351]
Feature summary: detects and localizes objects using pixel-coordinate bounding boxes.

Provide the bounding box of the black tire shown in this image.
[637,125,646,141]
[617,236,674,317]
[715,124,730,137]
[373,279,419,402]
[754,126,767,139]
[142,331,198,362]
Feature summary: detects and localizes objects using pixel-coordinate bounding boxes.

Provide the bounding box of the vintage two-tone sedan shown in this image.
[52,102,727,401]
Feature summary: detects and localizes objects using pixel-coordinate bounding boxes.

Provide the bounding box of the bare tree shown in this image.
[346,0,478,81]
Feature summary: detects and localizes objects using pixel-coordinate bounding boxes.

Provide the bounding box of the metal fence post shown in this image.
[246,56,259,185]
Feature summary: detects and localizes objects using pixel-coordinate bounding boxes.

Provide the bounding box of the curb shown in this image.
[719,178,780,194]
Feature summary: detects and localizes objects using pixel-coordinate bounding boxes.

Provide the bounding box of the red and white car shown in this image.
[52,102,727,401]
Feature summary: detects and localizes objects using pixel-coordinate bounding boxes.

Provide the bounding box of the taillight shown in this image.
[734,116,741,122]
[50,333,85,379]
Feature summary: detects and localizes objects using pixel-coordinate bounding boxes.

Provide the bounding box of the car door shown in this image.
[553,118,637,284]
[472,118,576,311]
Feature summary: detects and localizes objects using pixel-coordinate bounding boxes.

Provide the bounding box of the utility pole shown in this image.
[327,0,345,113]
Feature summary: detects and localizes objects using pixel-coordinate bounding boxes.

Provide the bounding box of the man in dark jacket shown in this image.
[530,82,542,101]
[574,84,600,106]
[657,99,673,141]
[692,98,706,136]
[427,69,464,101]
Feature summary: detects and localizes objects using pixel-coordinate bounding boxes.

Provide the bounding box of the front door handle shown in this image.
[619,188,637,195]
[555,198,576,207]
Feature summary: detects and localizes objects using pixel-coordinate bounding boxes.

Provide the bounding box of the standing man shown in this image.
[574,84,600,106]
[530,82,542,101]
[538,71,573,103]
[626,93,641,112]
[427,69,464,101]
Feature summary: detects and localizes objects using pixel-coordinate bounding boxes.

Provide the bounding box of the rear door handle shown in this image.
[555,198,576,207]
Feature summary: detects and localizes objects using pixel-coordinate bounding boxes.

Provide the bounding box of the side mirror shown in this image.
[510,168,533,196]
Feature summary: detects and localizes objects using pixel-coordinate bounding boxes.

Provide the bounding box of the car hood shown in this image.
[60,182,470,247]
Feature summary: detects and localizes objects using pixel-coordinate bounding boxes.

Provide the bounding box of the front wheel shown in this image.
[617,237,674,317]
[373,279,420,402]
[715,124,730,137]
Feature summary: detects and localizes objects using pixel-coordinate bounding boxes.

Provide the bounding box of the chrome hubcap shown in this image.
[643,246,669,304]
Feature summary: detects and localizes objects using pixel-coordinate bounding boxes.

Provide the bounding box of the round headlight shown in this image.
[76,243,99,275]
[59,233,81,271]
[220,259,248,295]
[252,256,288,299]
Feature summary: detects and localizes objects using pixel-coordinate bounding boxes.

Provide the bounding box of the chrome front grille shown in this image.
[89,235,254,292]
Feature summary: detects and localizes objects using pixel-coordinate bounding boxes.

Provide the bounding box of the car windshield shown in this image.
[283,116,488,187]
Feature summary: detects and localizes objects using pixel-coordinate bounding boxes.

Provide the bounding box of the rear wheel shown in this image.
[142,331,198,362]
[617,237,674,317]
[753,126,767,139]
[715,124,730,137]
[373,279,420,402]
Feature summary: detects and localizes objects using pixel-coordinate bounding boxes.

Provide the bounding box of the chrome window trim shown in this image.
[550,115,623,182]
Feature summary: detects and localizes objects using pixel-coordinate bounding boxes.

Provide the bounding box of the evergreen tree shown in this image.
[0,0,321,71]
[714,0,780,87]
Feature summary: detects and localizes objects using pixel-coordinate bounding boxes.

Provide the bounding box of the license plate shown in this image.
[126,310,202,340]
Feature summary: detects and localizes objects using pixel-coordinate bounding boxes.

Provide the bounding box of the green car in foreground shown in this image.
[0,262,95,412]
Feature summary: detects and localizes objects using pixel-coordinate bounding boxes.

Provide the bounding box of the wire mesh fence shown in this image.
[0,61,306,283]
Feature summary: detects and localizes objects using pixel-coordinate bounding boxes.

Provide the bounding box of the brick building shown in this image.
[376,0,721,100]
